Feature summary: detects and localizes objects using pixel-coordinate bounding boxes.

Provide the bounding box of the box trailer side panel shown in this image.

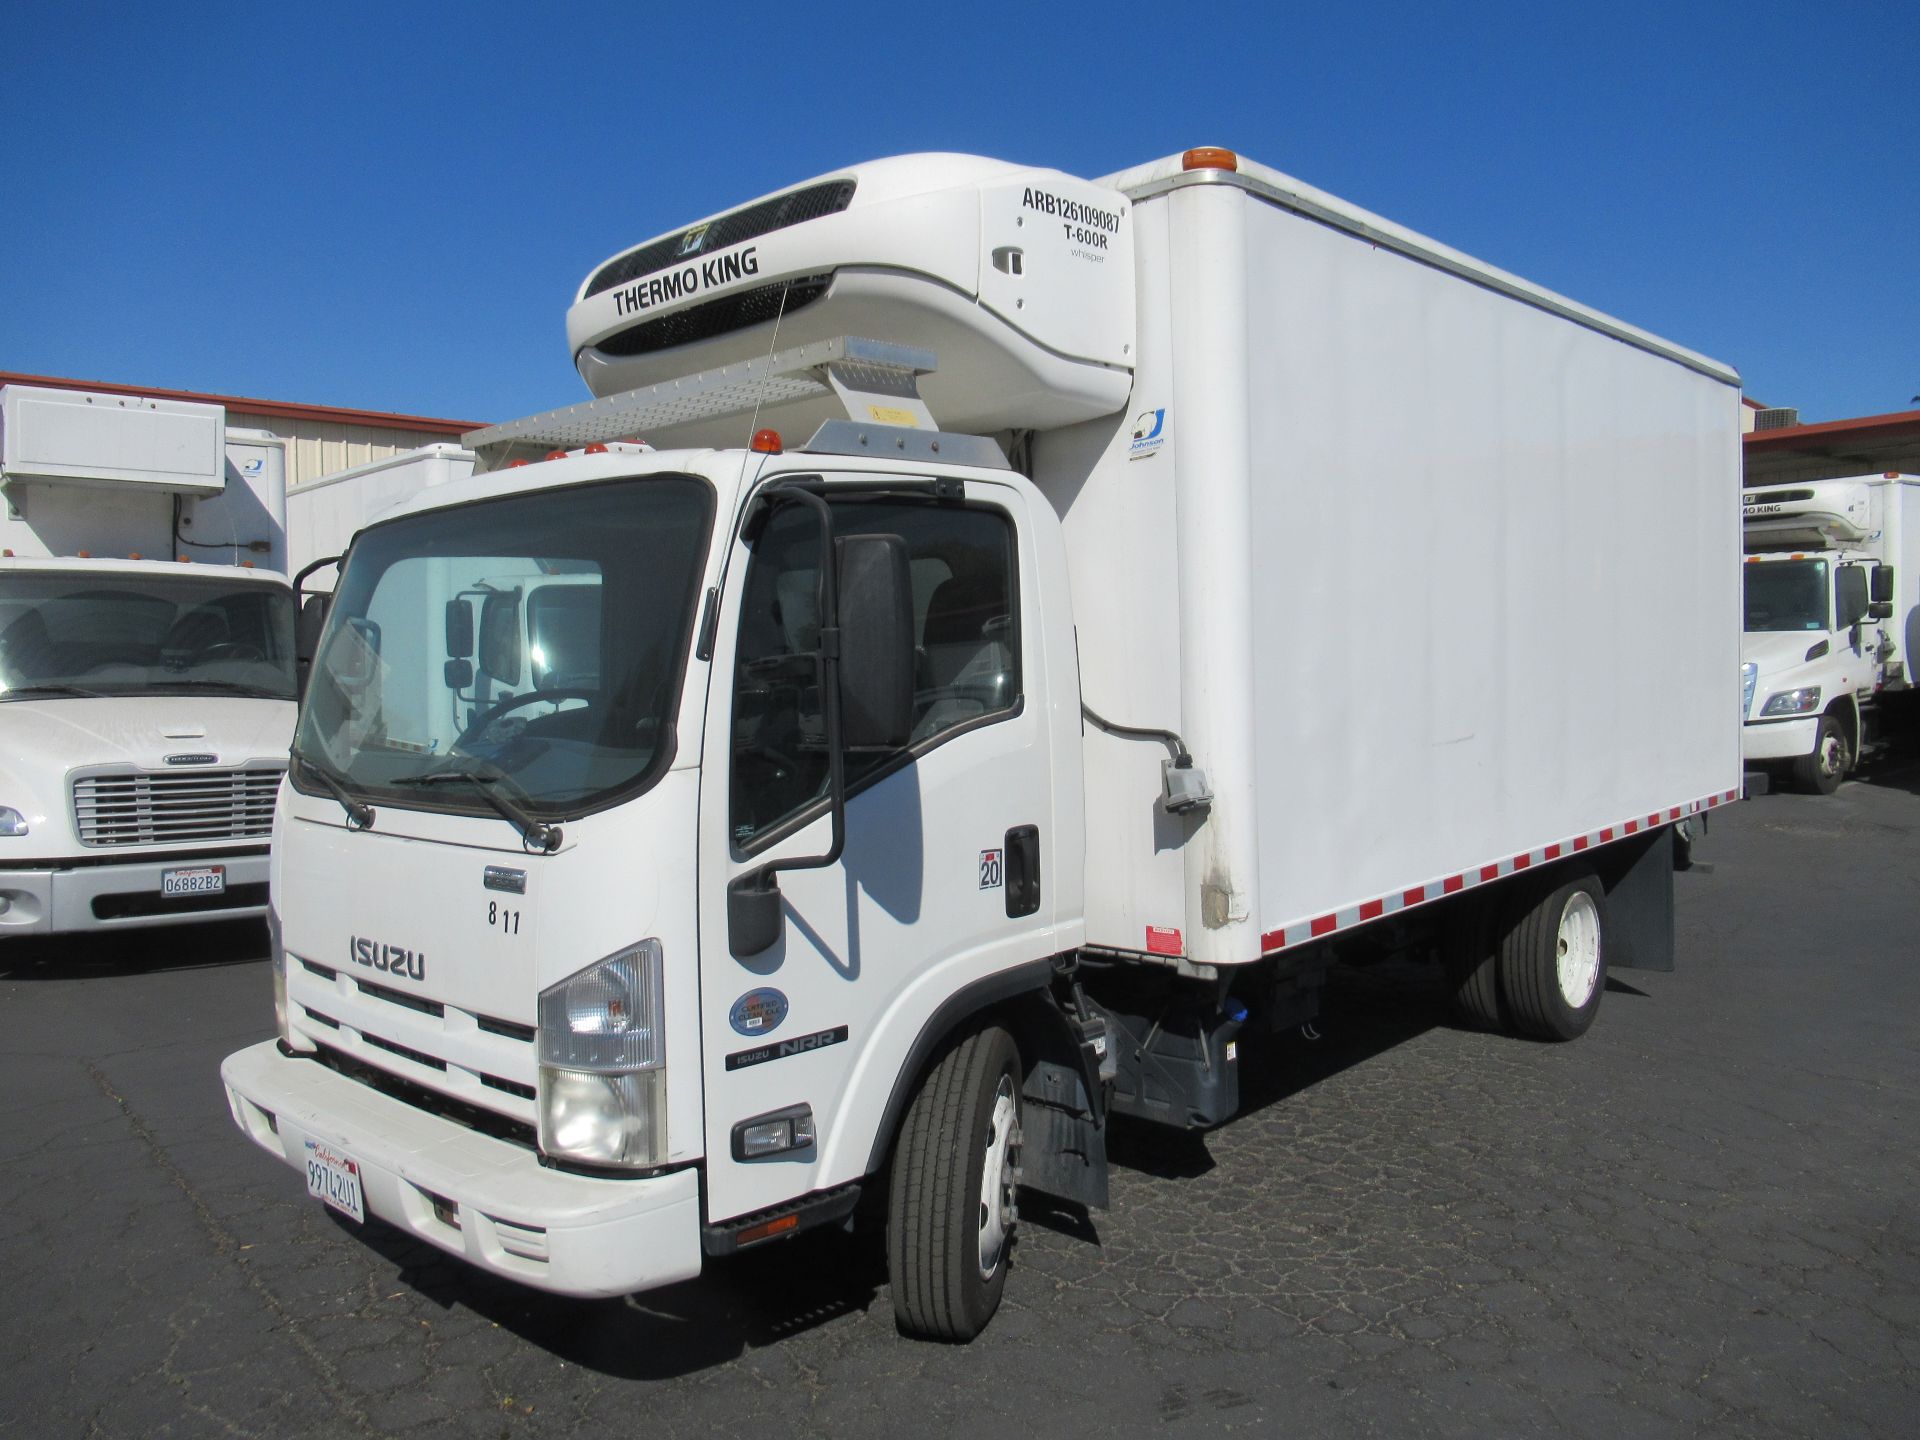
[1223,182,1742,945]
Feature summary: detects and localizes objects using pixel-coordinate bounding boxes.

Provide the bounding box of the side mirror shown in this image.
[835,533,915,750]
[727,872,785,959]
[295,593,331,698]
[1871,567,1895,604]
[1868,599,1893,621]
[445,599,474,659]
[444,657,474,690]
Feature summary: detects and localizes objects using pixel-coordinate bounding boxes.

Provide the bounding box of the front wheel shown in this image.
[1791,713,1847,795]
[886,1025,1022,1341]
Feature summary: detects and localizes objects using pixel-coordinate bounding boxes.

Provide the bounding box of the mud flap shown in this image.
[1599,826,1675,972]
[1019,1060,1108,1211]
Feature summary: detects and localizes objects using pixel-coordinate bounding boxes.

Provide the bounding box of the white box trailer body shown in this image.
[1739,473,1920,790]
[222,150,1742,1338]
[0,385,297,936]
[1040,155,1742,965]
[286,443,477,584]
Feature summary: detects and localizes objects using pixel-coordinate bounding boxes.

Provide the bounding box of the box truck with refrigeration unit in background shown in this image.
[1740,472,1920,792]
[0,384,297,937]
[222,147,1742,1339]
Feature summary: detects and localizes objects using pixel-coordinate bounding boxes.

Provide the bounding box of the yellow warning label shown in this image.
[867,405,920,427]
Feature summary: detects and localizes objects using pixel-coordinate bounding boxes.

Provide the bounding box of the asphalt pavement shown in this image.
[2,758,1916,1439]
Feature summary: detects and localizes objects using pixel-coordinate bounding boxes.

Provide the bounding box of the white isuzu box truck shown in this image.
[1,384,297,937]
[1740,472,1920,791]
[222,149,1742,1339]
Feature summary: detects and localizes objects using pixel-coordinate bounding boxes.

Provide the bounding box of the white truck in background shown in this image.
[1740,473,1920,792]
[0,383,297,937]
[222,148,1741,1340]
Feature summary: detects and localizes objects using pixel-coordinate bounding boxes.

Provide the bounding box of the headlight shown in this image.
[1761,686,1821,717]
[0,807,27,837]
[537,940,667,1168]
[1741,662,1758,718]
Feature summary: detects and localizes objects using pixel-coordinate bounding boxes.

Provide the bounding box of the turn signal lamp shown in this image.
[1183,147,1239,172]
[751,429,784,454]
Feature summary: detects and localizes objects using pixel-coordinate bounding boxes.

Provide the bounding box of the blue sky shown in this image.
[4,1,1915,425]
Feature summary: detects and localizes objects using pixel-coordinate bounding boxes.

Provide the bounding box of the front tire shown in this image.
[1792,713,1847,795]
[887,1026,1022,1341]
[1498,872,1606,1041]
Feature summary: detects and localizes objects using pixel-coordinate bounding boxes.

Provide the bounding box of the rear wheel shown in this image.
[886,1025,1022,1341]
[1499,873,1606,1041]
[1443,892,1506,1030]
[1792,713,1847,795]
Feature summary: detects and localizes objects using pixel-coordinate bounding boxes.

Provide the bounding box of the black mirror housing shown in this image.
[444,657,474,690]
[445,598,475,658]
[728,871,785,957]
[1868,599,1893,621]
[1871,567,1895,604]
[835,533,915,750]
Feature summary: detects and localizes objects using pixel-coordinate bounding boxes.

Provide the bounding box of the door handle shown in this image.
[1005,825,1040,919]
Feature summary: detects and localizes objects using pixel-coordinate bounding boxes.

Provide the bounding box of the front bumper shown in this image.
[1741,715,1819,763]
[0,850,270,937]
[220,1041,702,1299]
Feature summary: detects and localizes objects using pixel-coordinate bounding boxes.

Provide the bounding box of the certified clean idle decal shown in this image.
[729,988,790,1037]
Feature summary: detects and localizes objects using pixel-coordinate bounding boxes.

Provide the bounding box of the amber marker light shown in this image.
[1182,147,1239,172]
[750,429,784,455]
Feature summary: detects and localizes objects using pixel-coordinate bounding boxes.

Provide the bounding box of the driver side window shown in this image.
[729,496,1019,846]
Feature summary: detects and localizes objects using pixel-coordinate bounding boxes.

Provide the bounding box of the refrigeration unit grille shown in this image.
[583,180,857,298]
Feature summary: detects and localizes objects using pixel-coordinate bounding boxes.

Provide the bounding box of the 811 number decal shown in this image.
[487,900,522,935]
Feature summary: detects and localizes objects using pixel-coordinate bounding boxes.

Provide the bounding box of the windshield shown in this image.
[292,475,713,819]
[1744,559,1829,633]
[0,570,296,700]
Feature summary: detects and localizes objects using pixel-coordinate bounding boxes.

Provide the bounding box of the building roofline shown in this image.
[1743,407,1920,452]
[0,370,484,435]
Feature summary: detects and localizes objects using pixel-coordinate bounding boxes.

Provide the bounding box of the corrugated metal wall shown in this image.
[227,412,466,488]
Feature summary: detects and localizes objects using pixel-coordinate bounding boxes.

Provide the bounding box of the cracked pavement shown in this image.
[2,759,1916,1439]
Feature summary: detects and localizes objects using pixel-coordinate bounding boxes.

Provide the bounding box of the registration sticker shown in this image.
[161,865,226,899]
[304,1140,365,1224]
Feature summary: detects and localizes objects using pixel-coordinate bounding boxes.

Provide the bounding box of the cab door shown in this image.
[694,475,1060,1226]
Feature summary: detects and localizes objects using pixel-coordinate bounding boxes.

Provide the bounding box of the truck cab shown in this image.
[1741,478,1908,792]
[1,385,296,935]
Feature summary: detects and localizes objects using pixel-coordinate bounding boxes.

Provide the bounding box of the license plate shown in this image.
[161,865,226,898]
[304,1140,365,1224]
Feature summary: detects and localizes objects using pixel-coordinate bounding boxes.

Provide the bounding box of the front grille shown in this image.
[73,767,281,847]
[584,179,856,299]
[592,274,833,358]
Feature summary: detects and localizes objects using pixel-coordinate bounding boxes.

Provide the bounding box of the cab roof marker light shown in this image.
[508,459,530,468]
[584,443,609,454]
[751,429,783,454]
[1183,147,1239,172]
[545,449,569,462]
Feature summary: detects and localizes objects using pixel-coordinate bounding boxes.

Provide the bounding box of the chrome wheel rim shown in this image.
[977,1077,1019,1280]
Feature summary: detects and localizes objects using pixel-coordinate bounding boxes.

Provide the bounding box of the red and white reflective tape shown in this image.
[1257,787,1740,956]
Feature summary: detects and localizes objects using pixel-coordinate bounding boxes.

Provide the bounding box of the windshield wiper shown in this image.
[0,683,105,700]
[294,756,375,830]
[393,765,562,853]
